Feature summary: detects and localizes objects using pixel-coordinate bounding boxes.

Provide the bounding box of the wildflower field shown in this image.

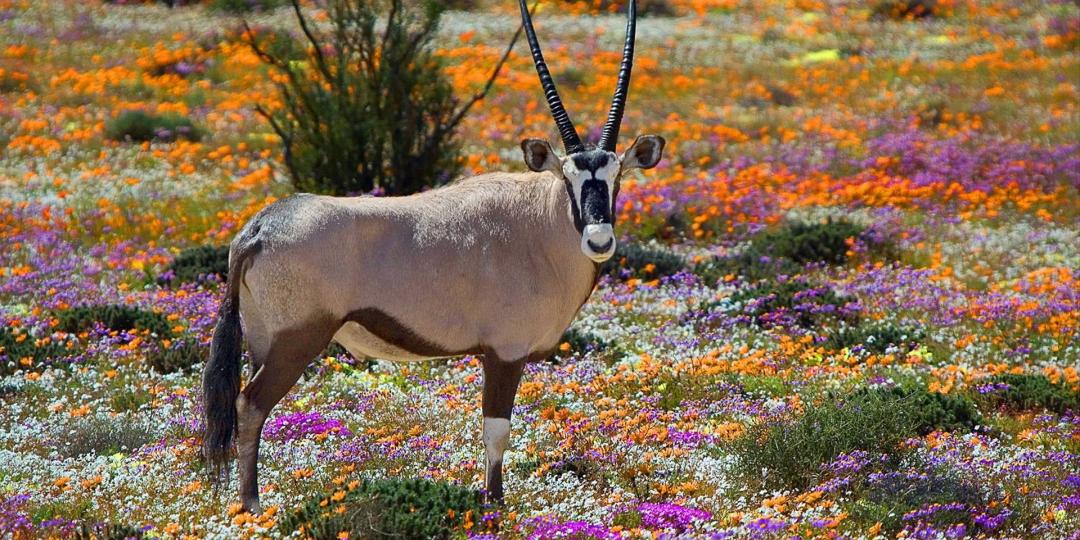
[1,0,1079,538]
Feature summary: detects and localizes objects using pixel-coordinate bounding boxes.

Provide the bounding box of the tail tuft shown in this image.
[202,294,243,487]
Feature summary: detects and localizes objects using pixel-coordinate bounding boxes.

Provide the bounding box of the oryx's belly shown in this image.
[332,322,431,362]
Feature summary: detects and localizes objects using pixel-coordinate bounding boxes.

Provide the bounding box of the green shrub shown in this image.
[824,322,924,353]
[147,339,206,374]
[601,241,687,280]
[159,245,229,286]
[728,277,857,329]
[977,374,1079,414]
[692,250,802,286]
[758,218,865,266]
[562,0,676,16]
[239,25,304,62]
[730,385,970,490]
[278,477,490,539]
[848,465,986,535]
[56,416,155,458]
[850,385,980,435]
[693,219,869,285]
[57,304,172,337]
[73,521,146,540]
[871,0,943,20]
[554,327,624,364]
[253,0,510,196]
[105,110,204,143]
[0,326,81,376]
[209,0,285,13]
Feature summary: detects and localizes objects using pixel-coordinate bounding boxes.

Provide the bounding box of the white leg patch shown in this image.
[483,417,511,467]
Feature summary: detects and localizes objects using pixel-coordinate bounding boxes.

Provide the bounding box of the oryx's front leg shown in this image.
[480,356,525,503]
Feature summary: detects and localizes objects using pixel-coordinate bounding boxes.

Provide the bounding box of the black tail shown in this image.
[202,237,257,487]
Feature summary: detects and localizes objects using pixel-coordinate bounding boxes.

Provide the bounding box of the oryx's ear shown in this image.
[620,135,665,171]
[521,139,562,174]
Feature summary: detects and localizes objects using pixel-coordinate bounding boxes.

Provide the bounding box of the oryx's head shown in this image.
[517,0,665,263]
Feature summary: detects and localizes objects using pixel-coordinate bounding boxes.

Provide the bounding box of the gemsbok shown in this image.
[203,0,665,513]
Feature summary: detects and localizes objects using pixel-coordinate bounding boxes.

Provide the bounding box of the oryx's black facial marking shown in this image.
[581,179,611,226]
[571,151,613,174]
[562,148,620,235]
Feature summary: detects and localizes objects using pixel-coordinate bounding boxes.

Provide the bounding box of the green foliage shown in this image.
[693,219,869,285]
[104,110,203,143]
[563,0,676,16]
[756,218,865,266]
[824,321,924,353]
[611,508,644,528]
[208,0,285,13]
[109,386,154,413]
[57,304,172,337]
[729,276,857,329]
[731,384,977,490]
[56,416,154,458]
[601,241,687,280]
[847,465,985,535]
[278,477,489,539]
[255,0,488,195]
[73,522,147,540]
[977,374,1079,414]
[871,0,943,20]
[554,326,624,364]
[147,339,206,374]
[0,326,81,376]
[849,385,980,435]
[692,249,801,286]
[241,25,304,62]
[159,245,229,286]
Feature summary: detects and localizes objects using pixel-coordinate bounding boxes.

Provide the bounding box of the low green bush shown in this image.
[57,304,172,337]
[871,0,943,20]
[147,339,205,374]
[729,277,857,329]
[977,374,1079,414]
[601,241,687,280]
[554,327,625,365]
[278,477,490,539]
[209,0,285,13]
[0,326,81,376]
[105,110,203,143]
[757,218,865,266]
[849,385,980,435]
[692,250,801,286]
[73,522,146,540]
[730,384,977,490]
[159,245,229,286]
[848,465,986,535]
[824,322,924,353]
[693,219,871,285]
[562,0,677,16]
[56,416,154,458]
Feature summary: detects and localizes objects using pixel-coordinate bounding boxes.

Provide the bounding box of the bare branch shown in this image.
[291,0,334,83]
[444,0,533,133]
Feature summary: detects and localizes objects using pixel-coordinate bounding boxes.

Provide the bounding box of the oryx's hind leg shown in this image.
[480,353,526,503]
[236,321,336,513]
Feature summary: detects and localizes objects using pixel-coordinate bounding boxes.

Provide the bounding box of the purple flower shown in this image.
[635,502,711,531]
[263,411,351,441]
[525,516,619,540]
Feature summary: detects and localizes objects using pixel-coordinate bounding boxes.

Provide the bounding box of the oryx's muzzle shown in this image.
[581,223,616,262]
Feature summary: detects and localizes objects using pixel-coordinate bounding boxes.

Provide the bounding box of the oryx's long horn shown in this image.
[518,0,584,154]
[598,0,637,152]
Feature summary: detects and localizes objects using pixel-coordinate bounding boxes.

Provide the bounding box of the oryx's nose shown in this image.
[581,223,616,262]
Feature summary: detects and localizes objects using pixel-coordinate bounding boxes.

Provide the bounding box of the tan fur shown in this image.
[238,171,597,365]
